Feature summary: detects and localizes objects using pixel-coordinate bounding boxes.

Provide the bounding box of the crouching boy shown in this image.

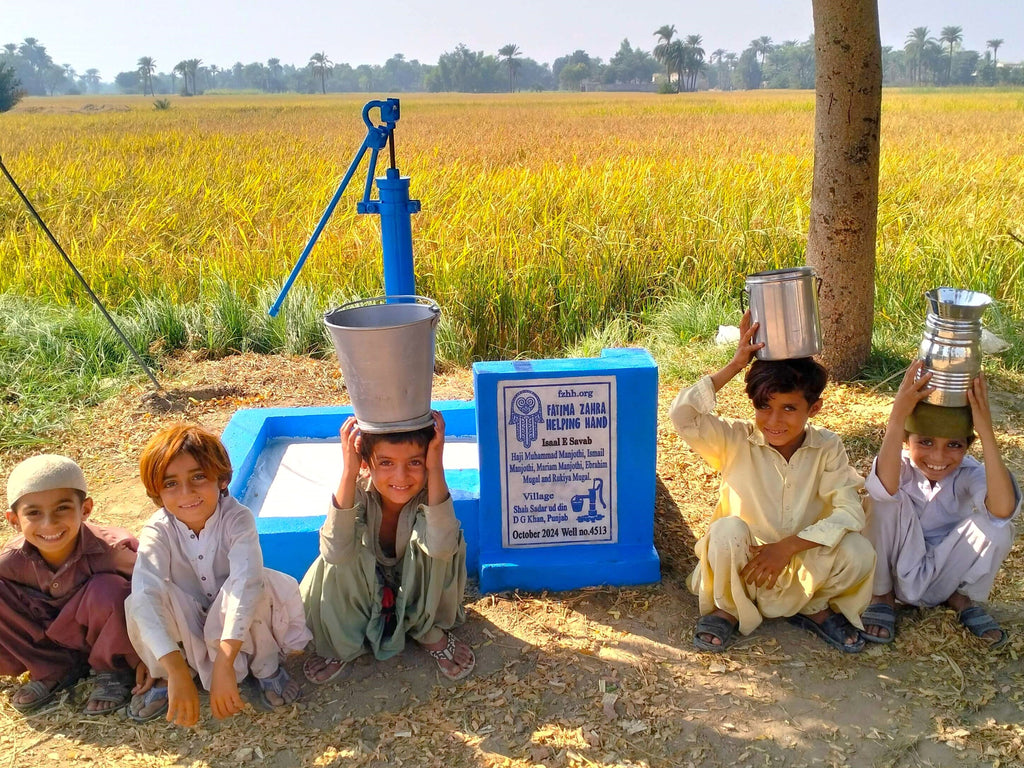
[860,362,1019,646]
[125,424,312,725]
[2,455,142,714]
[670,311,875,653]
[300,411,474,684]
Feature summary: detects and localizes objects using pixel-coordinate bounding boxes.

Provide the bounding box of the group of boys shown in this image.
[672,313,1018,652]
[1,312,1018,718]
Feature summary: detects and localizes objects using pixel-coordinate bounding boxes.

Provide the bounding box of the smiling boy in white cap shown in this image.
[1,454,142,714]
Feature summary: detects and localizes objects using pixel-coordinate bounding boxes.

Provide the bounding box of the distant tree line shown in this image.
[1,26,1021,105]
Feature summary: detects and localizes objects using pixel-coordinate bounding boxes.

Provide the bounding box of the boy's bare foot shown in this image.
[420,628,475,681]
[302,655,350,685]
[695,608,738,648]
[946,592,1006,645]
[862,592,897,640]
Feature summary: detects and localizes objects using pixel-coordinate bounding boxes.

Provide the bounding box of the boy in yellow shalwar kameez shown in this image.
[670,311,875,653]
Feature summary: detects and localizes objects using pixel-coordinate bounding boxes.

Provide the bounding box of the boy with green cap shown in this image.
[860,361,1020,646]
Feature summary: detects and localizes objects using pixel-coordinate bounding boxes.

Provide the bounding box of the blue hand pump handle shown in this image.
[268,98,413,316]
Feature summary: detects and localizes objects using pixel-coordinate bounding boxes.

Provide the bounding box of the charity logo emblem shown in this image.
[508,389,543,448]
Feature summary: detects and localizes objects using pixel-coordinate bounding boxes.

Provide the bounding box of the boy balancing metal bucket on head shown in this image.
[744,266,823,361]
[324,295,440,433]
[918,287,991,408]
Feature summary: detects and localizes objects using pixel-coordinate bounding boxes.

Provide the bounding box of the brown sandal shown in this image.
[11,665,87,714]
[424,632,475,681]
[83,669,133,715]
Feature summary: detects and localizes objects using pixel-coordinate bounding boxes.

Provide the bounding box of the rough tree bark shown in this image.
[807,0,882,381]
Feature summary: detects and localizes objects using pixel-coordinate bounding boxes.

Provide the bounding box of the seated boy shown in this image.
[860,362,1019,646]
[669,311,874,653]
[126,424,312,725]
[2,454,142,714]
[301,410,475,683]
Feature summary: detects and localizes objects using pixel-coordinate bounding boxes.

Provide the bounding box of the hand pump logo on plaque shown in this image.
[498,377,616,547]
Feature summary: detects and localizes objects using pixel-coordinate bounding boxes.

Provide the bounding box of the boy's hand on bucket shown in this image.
[426,410,446,472]
[425,411,450,506]
[732,310,765,369]
[339,417,364,475]
[891,360,934,421]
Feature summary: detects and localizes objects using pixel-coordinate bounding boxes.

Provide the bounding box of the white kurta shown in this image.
[865,453,1020,606]
[126,495,311,687]
[670,376,875,635]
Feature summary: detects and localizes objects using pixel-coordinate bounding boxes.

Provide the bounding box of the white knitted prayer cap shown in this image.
[6,454,88,509]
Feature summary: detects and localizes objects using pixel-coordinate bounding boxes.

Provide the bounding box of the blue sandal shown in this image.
[957,605,1008,649]
[126,684,169,723]
[255,666,301,709]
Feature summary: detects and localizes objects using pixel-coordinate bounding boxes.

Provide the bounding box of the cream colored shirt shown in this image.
[669,375,865,548]
[129,495,265,661]
[319,477,461,567]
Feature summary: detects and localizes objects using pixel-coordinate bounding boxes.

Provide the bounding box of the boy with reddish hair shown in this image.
[125,423,311,724]
[2,454,142,714]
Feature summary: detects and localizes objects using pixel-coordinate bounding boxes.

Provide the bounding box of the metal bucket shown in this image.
[323,295,440,433]
[744,267,822,360]
[919,288,991,407]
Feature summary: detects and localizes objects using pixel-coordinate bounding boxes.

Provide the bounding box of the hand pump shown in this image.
[269,98,420,316]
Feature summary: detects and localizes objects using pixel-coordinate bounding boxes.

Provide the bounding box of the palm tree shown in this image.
[309,51,332,94]
[653,25,677,86]
[939,25,963,84]
[267,57,283,91]
[173,60,188,94]
[724,52,738,90]
[667,40,687,92]
[987,38,1004,72]
[185,59,202,95]
[2,43,16,56]
[498,44,521,92]
[904,27,932,84]
[137,56,156,96]
[751,36,773,67]
[684,34,705,91]
[83,68,101,93]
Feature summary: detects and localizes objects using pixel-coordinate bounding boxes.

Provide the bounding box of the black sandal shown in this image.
[789,612,865,653]
[693,614,738,652]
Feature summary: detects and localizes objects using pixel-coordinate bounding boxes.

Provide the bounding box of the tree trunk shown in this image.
[807,0,882,381]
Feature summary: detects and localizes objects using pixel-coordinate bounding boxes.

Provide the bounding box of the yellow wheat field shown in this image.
[1,90,1022,357]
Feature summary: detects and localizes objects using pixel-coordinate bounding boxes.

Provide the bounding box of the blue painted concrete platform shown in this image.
[223,348,661,593]
[222,401,479,582]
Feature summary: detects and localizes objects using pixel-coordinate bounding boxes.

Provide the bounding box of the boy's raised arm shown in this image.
[969,374,1018,519]
[876,361,933,496]
[710,310,764,394]
[425,410,450,507]
[333,417,362,511]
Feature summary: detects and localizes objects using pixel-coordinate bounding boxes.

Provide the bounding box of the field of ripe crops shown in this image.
[1,90,1022,362]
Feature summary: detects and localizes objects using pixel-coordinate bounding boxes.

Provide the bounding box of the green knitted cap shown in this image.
[904,402,973,439]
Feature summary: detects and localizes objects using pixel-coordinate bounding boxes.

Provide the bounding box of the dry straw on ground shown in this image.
[2,353,1023,767]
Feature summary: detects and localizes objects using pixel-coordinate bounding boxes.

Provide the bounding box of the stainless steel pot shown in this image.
[919,288,991,407]
[744,267,822,360]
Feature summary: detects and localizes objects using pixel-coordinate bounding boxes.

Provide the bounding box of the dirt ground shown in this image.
[2,352,1024,768]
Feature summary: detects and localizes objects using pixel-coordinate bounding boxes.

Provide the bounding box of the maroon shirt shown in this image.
[0,522,137,607]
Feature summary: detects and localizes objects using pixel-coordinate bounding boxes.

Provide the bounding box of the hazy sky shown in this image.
[5,0,1020,79]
